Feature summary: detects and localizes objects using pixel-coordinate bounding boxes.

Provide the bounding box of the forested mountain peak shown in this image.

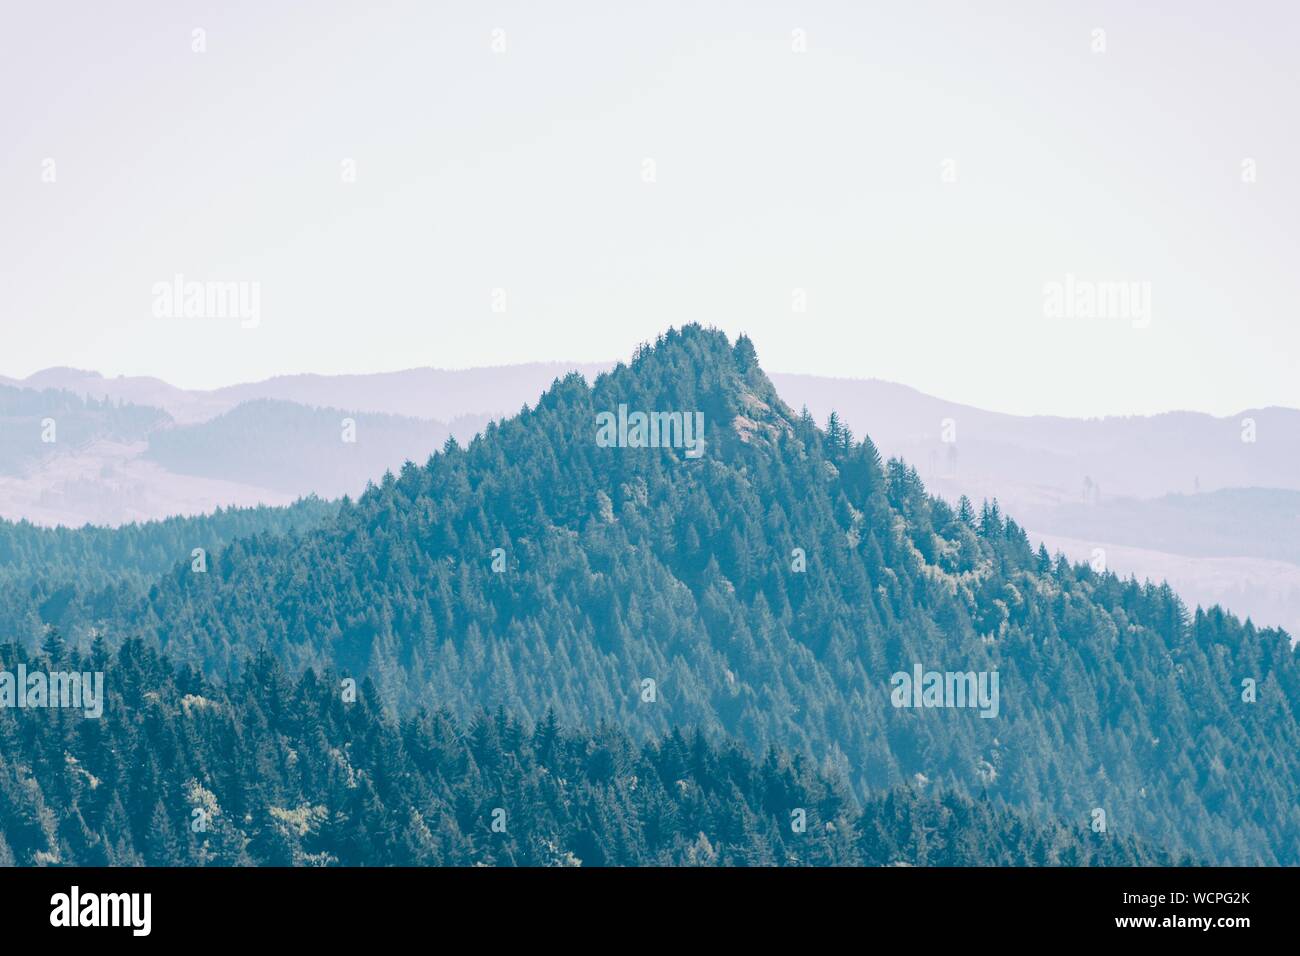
[528,325,796,458]
[32,325,1300,865]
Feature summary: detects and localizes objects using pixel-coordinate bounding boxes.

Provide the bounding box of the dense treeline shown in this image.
[11,326,1300,864]
[0,638,1176,867]
[0,498,337,638]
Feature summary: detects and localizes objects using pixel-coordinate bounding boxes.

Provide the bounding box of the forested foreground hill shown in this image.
[0,639,1178,867]
[0,498,338,639]
[32,326,1300,864]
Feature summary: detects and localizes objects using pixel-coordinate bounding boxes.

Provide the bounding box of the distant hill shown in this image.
[0,384,169,476]
[144,399,476,498]
[0,386,484,528]
[208,364,612,425]
[0,363,611,425]
[770,373,1300,500]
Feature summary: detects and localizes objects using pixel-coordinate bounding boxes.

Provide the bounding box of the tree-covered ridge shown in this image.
[0,384,169,475]
[31,326,1300,864]
[144,399,460,497]
[0,638,1177,867]
[0,497,338,639]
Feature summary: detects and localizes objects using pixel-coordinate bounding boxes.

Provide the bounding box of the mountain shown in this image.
[0,384,169,476]
[0,639,1176,867]
[0,368,227,425]
[0,386,484,528]
[143,399,480,498]
[208,364,612,426]
[0,363,611,426]
[770,373,1300,500]
[34,326,1300,865]
[9,361,1298,639]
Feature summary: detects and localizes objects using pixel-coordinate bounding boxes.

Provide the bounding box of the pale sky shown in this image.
[2,0,1297,417]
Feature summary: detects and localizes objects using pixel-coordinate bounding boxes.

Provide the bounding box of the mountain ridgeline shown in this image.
[0,384,168,475]
[27,327,1300,864]
[143,399,467,497]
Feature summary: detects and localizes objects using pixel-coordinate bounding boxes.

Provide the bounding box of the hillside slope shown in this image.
[0,639,1175,867]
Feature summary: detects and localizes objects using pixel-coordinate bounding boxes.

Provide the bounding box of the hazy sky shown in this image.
[2,1,1297,417]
